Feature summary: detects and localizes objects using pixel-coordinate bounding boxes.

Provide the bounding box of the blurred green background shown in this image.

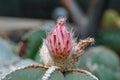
[0,0,120,80]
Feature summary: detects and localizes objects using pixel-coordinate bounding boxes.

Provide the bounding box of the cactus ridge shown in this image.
[1,64,99,80]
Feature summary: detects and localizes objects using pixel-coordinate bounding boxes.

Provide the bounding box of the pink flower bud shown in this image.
[41,17,94,69]
[46,18,75,58]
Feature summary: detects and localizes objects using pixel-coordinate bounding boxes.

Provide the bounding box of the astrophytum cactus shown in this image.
[40,17,94,70]
[1,17,98,80]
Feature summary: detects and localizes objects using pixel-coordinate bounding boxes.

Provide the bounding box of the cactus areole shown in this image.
[40,17,94,70]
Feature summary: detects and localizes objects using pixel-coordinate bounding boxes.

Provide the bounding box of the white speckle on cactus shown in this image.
[42,66,57,80]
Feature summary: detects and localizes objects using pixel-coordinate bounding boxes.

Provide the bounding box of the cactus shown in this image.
[0,38,38,78]
[78,46,120,80]
[115,71,120,80]
[1,17,98,80]
[1,64,64,80]
[0,59,37,78]
[19,22,55,59]
[97,28,120,53]
[1,64,98,80]
[92,66,120,80]
[19,29,46,59]
[0,38,19,66]
[34,51,42,63]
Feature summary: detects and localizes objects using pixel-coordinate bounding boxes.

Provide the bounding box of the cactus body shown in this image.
[78,46,120,80]
[1,64,98,80]
[97,28,120,53]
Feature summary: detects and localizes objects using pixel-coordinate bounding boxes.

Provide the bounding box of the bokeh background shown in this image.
[0,0,120,80]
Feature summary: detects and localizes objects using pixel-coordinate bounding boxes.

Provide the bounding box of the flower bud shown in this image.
[40,17,94,70]
[46,18,75,58]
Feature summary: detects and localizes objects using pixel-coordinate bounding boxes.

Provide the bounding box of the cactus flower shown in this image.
[46,18,75,58]
[40,17,94,70]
